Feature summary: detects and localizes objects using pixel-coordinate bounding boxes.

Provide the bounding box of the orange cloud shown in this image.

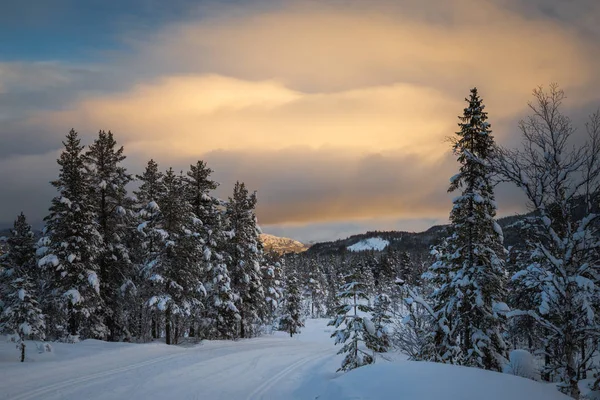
[10,0,600,228]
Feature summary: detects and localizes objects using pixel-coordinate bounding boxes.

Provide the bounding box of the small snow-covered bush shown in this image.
[504,349,539,381]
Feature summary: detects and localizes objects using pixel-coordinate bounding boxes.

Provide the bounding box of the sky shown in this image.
[1,0,599,243]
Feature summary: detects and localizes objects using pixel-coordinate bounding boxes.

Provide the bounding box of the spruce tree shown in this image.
[262,255,285,327]
[427,88,508,371]
[398,251,413,285]
[183,160,223,338]
[39,129,105,340]
[0,213,45,361]
[328,271,377,372]
[225,182,266,338]
[280,271,303,337]
[134,159,167,340]
[369,293,392,352]
[144,168,206,345]
[306,258,327,318]
[85,130,133,341]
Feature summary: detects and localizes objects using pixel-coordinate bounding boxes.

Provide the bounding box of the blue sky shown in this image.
[1,0,599,242]
[1,0,201,61]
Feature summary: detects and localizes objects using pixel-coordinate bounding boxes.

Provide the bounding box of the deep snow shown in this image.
[0,319,570,400]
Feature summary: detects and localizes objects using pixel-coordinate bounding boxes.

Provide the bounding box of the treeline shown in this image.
[0,129,288,352]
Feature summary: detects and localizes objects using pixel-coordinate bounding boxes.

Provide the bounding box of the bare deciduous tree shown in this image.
[492,84,600,399]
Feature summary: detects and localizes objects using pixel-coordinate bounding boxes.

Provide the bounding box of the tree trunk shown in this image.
[240,310,246,339]
[20,337,25,362]
[151,313,158,339]
[165,309,172,345]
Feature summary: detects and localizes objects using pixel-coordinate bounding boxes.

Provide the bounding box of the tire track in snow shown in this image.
[9,343,248,400]
[246,352,330,400]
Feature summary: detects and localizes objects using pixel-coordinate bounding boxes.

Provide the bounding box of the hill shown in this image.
[260,233,309,255]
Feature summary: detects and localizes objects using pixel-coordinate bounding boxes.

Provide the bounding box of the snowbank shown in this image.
[347,238,389,252]
[322,361,570,400]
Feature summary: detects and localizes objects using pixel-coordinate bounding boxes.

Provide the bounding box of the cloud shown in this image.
[1,0,599,240]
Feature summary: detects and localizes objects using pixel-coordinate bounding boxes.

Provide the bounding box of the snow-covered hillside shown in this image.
[0,320,569,400]
[347,237,389,252]
[260,233,308,254]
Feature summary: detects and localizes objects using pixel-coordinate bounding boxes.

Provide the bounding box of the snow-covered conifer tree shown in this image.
[183,160,224,337]
[427,88,508,371]
[280,271,303,337]
[39,129,105,340]
[262,255,285,327]
[0,213,45,361]
[328,272,377,372]
[225,182,266,338]
[85,130,133,341]
[369,293,392,352]
[306,258,327,318]
[143,168,206,345]
[134,159,168,340]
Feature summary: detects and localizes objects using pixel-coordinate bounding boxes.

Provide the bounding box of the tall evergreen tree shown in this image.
[143,168,206,345]
[183,160,223,338]
[134,159,167,340]
[328,271,378,372]
[225,182,266,338]
[280,270,303,337]
[85,130,133,341]
[0,213,45,361]
[369,293,392,353]
[39,129,105,339]
[306,258,327,318]
[426,88,508,371]
[262,255,285,327]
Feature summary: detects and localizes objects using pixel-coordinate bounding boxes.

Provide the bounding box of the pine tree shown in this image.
[225,182,266,338]
[144,168,206,345]
[0,213,45,361]
[134,159,167,340]
[262,255,285,327]
[280,271,303,337]
[427,88,508,371]
[39,129,105,340]
[328,272,377,372]
[306,258,327,318]
[369,294,392,352]
[398,251,413,285]
[85,130,133,341]
[183,160,222,338]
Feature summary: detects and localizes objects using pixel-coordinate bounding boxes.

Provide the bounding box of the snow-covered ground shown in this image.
[347,237,389,252]
[0,320,569,400]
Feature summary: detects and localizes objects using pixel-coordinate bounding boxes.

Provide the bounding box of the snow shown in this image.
[19,323,31,336]
[347,237,389,252]
[87,272,100,294]
[59,196,72,208]
[0,319,569,400]
[323,362,569,400]
[504,349,539,381]
[63,289,82,305]
[38,254,59,268]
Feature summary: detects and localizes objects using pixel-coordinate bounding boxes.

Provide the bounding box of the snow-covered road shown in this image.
[0,322,339,400]
[0,320,572,400]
